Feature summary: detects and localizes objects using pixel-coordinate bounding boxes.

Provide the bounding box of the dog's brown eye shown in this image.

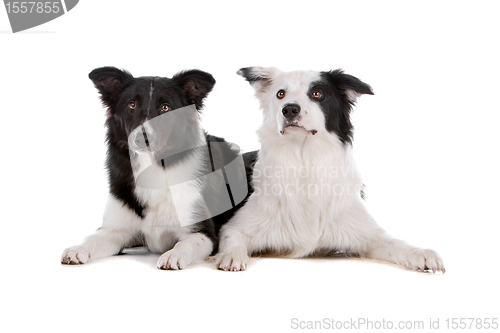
[277,90,286,99]
[312,91,322,99]
[161,104,170,112]
[128,101,137,110]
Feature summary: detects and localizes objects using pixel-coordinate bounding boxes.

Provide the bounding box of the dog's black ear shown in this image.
[324,69,374,102]
[237,67,279,93]
[172,70,215,109]
[89,67,134,107]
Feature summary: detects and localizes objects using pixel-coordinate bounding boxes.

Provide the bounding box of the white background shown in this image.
[1,1,499,332]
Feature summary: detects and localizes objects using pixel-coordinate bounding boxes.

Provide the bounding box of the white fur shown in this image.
[216,68,444,273]
[157,232,212,270]
[61,142,213,269]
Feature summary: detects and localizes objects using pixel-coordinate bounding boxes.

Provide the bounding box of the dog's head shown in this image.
[237,67,373,144]
[89,67,215,153]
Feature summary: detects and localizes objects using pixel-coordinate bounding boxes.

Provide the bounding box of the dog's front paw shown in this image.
[403,248,445,273]
[216,252,249,271]
[157,249,192,270]
[61,246,90,265]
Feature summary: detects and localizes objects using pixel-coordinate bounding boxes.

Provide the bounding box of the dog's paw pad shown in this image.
[403,248,445,273]
[61,247,90,265]
[157,249,192,270]
[215,252,249,272]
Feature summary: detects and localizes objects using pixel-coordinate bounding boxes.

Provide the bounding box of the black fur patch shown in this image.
[309,70,373,144]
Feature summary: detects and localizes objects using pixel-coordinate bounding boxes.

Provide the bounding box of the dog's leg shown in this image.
[157,233,213,270]
[215,224,252,272]
[61,196,141,265]
[334,201,445,273]
[361,234,445,273]
[61,227,139,265]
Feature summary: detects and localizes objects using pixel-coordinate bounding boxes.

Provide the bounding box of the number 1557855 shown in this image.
[5,2,61,14]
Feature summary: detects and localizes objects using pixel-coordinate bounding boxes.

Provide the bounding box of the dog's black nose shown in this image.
[282,104,301,119]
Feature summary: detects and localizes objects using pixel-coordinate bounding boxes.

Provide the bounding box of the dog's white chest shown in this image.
[131,156,201,253]
[247,141,363,256]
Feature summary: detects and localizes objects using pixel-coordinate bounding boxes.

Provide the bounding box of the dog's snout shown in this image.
[130,127,156,150]
[282,104,301,119]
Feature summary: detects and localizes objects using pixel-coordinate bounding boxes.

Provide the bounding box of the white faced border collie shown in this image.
[216,67,445,273]
[61,67,253,270]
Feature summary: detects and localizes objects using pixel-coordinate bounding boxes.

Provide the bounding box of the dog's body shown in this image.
[62,67,251,269]
[216,67,445,272]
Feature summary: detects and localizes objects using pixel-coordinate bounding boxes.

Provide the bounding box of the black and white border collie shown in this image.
[216,67,445,273]
[61,67,252,270]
